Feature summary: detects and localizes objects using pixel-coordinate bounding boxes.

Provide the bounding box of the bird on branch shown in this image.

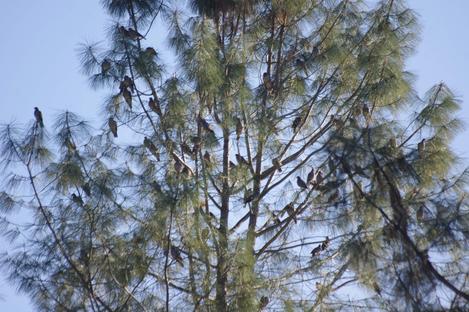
[296,176,308,189]
[143,137,160,161]
[101,59,111,74]
[108,117,118,138]
[34,107,44,128]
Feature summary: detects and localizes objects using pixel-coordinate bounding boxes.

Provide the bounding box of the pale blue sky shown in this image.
[0,1,468,310]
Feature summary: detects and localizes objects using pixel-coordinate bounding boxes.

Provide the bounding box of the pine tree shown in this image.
[1,0,468,310]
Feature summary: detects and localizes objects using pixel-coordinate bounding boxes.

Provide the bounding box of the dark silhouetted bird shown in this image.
[362,104,370,122]
[148,97,161,114]
[143,137,160,160]
[151,180,162,192]
[122,89,132,108]
[123,75,134,93]
[108,117,118,138]
[71,193,84,206]
[311,245,321,257]
[145,47,157,57]
[101,59,111,74]
[34,107,44,128]
[174,160,183,173]
[236,154,249,166]
[82,183,91,197]
[292,116,302,132]
[236,117,243,140]
[259,296,269,310]
[296,176,308,189]
[321,236,330,251]
[170,245,184,266]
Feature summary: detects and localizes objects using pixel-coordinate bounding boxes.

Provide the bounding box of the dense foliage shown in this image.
[1,0,468,310]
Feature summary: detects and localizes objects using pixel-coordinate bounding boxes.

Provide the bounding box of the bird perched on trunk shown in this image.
[235,117,243,140]
[122,89,132,108]
[307,167,315,184]
[262,72,273,92]
[283,203,296,223]
[148,97,161,114]
[296,176,308,189]
[417,139,426,158]
[170,245,184,266]
[236,154,249,166]
[292,116,302,132]
[127,28,145,40]
[71,193,84,206]
[34,107,44,128]
[108,117,118,138]
[143,137,160,161]
[272,158,282,172]
[101,59,111,74]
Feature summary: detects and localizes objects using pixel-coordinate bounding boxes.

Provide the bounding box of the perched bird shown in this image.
[34,107,44,128]
[312,45,319,58]
[236,154,249,166]
[170,245,184,266]
[82,183,91,197]
[244,188,255,204]
[283,203,296,224]
[362,104,371,122]
[307,167,315,184]
[296,176,308,189]
[311,245,322,257]
[71,193,84,206]
[118,26,129,37]
[123,75,135,93]
[235,117,243,140]
[203,151,212,164]
[143,137,160,161]
[229,160,237,170]
[198,116,213,133]
[145,47,157,57]
[259,296,269,310]
[127,28,145,40]
[151,180,162,193]
[321,236,330,251]
[122,89,132,108]
[417,139,426,158]
[108,117,118,138]
[262,72,273,92]
[292,116,302,132]
[101,59,111,74]
[389,137,397,149]
[148,97,161,114]
[272,158,282,172]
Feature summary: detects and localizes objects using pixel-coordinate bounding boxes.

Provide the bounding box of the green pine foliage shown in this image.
[1,0,468,311]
